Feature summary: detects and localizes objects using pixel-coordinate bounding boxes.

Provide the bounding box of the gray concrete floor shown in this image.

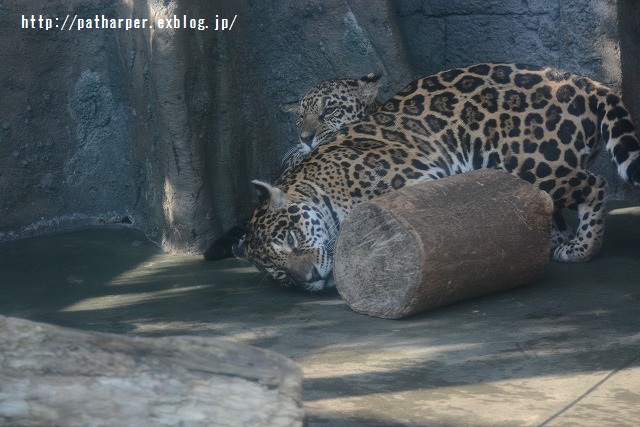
[1,201,640,426]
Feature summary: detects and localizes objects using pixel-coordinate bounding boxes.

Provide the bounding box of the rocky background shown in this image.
[1,0,639,254]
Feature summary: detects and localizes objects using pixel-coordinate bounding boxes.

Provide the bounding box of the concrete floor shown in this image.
[1,201,639,426]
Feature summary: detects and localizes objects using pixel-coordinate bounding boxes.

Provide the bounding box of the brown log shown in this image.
[0,315,305,427]
[334,169,553,319]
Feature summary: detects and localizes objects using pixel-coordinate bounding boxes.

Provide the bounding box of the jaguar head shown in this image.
[283,72,382,152]
[233,181,337,292]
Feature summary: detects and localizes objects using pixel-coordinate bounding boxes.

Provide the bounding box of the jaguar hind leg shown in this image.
[551,211,573,250]
[553,174,608,262]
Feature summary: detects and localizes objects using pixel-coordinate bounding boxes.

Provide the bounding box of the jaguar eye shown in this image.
[286,230,297,248]
[324,107,338,116]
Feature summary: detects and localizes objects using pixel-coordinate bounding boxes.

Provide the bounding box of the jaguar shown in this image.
[234,63,640,291]
[280,71,382,176]
[204,72,382,261]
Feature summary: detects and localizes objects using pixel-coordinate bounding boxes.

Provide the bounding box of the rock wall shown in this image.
[0,0,136,241]
[0,0,637,253]
[619,0,640,140]
[394,0,623,82]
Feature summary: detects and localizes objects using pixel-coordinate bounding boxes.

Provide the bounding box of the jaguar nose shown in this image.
[310,266,322,282]
[299,130,316,148]
[289,265,323,286]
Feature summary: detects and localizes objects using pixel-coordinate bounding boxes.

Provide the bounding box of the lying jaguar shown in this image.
[234,63,640,291]
[280,71,383,176]
[203,72,382,261]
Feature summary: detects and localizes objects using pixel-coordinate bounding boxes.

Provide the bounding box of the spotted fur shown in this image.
[236,63,640,291]
[204,72,381,261]
[280,72,382,176]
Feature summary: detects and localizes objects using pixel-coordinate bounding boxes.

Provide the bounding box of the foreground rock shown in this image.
[0,315,304,426]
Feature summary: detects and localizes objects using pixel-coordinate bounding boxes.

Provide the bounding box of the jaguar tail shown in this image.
[601,93,640,187]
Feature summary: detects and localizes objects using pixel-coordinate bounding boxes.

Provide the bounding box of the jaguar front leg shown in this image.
[553,173,608,262]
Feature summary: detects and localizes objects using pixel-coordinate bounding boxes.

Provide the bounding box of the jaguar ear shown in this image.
[358,71,382,104]
[251,180,289,210]
[281,101,300,115]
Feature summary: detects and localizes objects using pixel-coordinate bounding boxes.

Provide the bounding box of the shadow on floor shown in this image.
[1,202,639,426]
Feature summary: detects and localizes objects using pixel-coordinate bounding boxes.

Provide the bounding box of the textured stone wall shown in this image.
[394,0,623,83]
[0,0,136,241]
[0,0,637,253]
[617,0,640,201]
[619,0,640,136]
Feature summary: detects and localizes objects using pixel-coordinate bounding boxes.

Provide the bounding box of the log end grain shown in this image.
[334,203,423,319]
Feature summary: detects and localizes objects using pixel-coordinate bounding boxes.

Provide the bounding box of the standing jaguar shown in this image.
[234,63,640,291]
[280,71,382,176]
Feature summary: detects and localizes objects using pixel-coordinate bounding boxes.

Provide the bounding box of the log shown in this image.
[0,315,305,427]
[334,169,553,319]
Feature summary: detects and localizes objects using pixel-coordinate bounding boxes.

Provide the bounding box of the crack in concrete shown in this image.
[538,350,640,426]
